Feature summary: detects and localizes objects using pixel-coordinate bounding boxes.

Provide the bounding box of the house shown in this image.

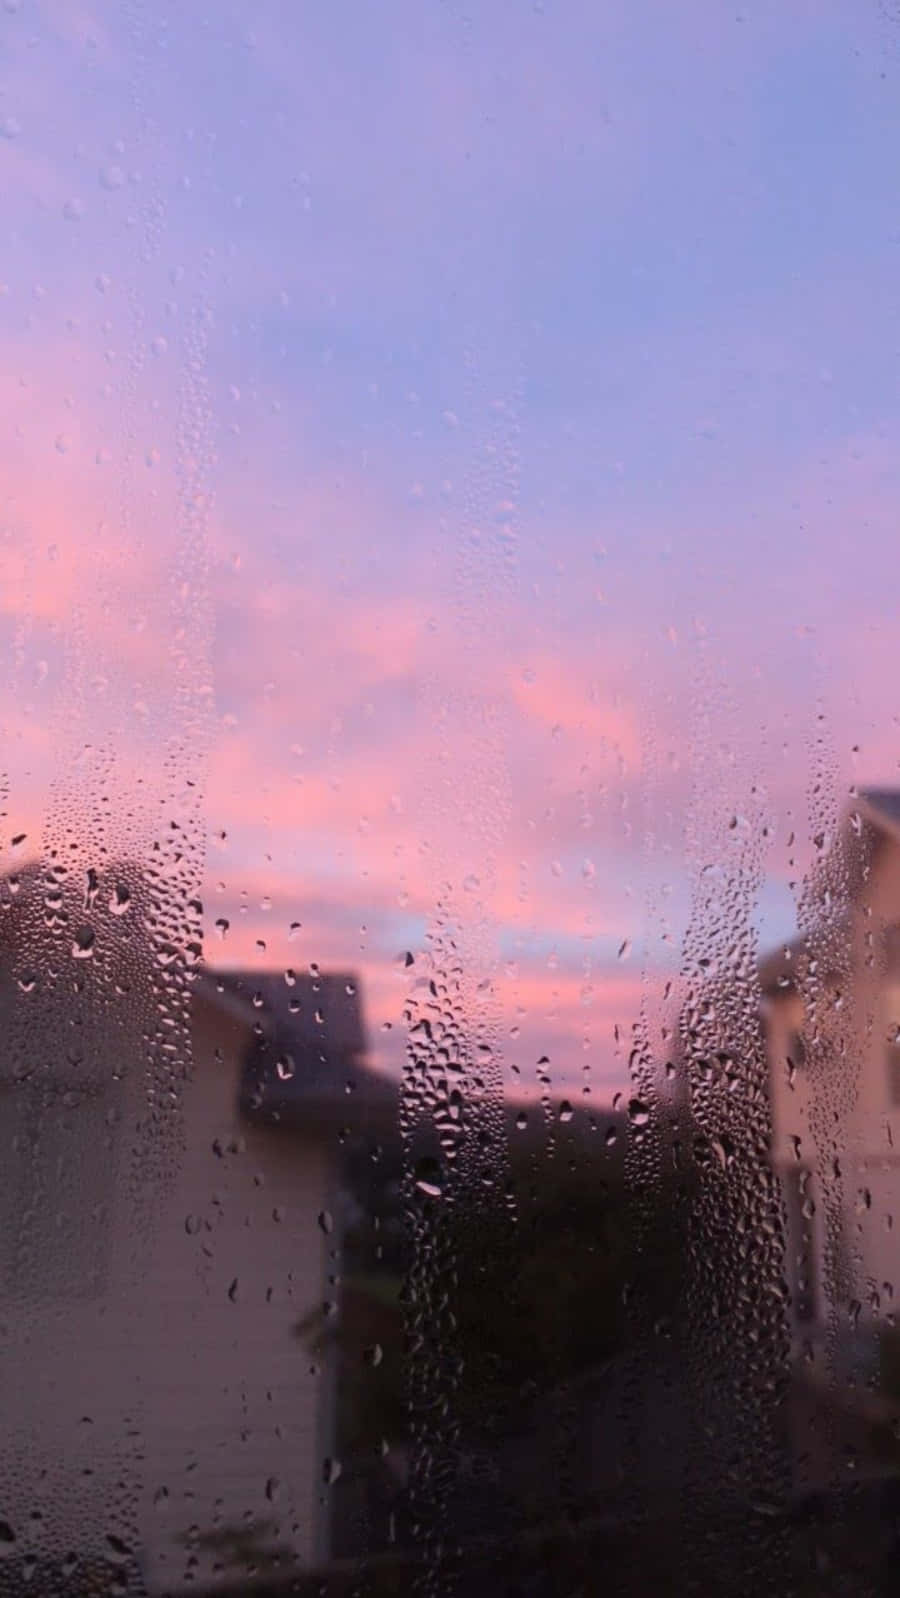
[0,854,395,1593]
[761,788,900,1491]
[0,848,738,1589]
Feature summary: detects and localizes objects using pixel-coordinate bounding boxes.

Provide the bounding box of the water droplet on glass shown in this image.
[414,1157,443,1199]
[109,883,131,915]
[99,163,125,190]
[364,1343,383,1368]
[318,1209,334,1235]
[72,926,95,959]
[276,1053,295,1081]
[628,1097,650,1127]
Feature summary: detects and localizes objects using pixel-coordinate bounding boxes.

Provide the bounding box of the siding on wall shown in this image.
[0,983,339,1592]
[133,992,339,1593]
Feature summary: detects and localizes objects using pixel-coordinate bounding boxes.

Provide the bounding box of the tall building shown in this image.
[762,789,900,1493]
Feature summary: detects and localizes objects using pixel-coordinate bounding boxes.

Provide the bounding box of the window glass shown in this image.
[2,3,900,1594]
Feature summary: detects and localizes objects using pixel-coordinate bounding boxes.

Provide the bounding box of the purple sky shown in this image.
[1,0,899,1097]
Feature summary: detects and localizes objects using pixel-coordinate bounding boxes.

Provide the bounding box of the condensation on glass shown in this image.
[1,3,900,1596]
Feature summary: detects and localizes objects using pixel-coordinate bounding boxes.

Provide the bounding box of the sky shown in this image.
[1,0,900,1099]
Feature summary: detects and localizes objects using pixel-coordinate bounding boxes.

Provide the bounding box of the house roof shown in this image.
[757,788,900,997]
[858,788,900,842]
[0,857,394,1127]
[758,936,809,998]
[0,862,664,1139]
[199,967,398,1132]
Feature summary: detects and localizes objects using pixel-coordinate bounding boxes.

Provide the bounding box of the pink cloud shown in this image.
[509,653,642,765]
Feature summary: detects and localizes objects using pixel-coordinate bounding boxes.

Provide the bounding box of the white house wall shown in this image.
[0,986,338,1593]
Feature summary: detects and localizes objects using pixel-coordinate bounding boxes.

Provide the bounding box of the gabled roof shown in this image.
[201,966,398,1132]
[858,788,900,842]
[219,968,368,1058]
[757,789,900,998]
[758,936,809,999]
